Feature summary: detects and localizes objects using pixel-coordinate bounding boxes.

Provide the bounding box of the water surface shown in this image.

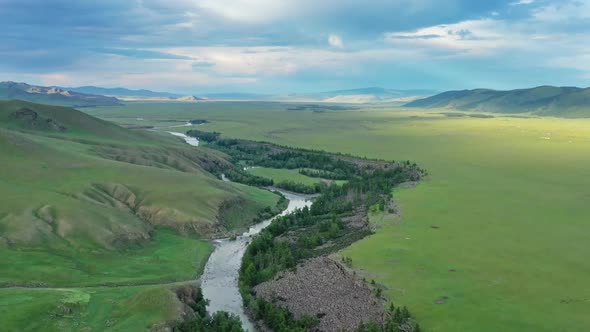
[201,189,312,331]
[168,131,199,146]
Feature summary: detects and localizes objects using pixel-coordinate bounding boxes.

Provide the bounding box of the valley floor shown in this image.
[85,102,590,331]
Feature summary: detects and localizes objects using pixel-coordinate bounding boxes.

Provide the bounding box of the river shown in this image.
[169,135,310,330]
[201,187,313,331]
[168,131,199,146]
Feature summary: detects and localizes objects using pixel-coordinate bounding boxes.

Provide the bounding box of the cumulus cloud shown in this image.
[383,1,590,80]
[0,0,589,91]
[157,45,419,77]
[384,19,512,56]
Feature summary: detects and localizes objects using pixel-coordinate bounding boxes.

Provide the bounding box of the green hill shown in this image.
[0,81,121,107]
[405,86,590,117]
[0,99,145,140]
[0,100,280,331]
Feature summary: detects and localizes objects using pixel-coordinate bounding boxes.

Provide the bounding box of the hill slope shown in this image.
[0,100,281,330]
[0,81,121,107]
[0,99,144,140]
[405,86,590,117]
[0,100,280,279]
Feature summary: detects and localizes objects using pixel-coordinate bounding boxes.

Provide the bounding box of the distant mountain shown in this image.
[405,86,590,117]
[176,95,207,102]
[200,92,269,100]
[287,87,438,103]
[64,86,181,98]
[195,88,437,102]
[319,87,438,98]
[0,81,121,107]
[31,84,436,103]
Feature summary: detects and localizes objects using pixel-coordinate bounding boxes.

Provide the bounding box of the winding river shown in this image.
[168,131,199,146]
[169,131,311,330]
[201,187,313,331]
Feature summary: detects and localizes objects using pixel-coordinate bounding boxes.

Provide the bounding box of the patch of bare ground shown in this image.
[253,256,386,332]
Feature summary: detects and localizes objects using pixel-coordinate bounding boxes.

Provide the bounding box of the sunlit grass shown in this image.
[85,102,590,331]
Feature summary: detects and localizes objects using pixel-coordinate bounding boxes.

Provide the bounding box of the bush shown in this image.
[186,129,220,142]
[173,287,244,332]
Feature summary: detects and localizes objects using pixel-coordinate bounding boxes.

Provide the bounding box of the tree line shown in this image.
[173,286,244,332]
[187,129,425,331]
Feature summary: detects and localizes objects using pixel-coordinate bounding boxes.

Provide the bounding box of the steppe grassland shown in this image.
[86,102,590,331]
[0,101,281,331]
[246,167,322,186]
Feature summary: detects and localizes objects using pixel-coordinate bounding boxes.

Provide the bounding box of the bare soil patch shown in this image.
[253,257,386,332]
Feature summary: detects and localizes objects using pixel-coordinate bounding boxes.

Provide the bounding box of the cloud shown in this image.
[382,1,590,82]
[155,45,419,78]
[0,0,589,91]
[95,48,193,60]
[328,34,344,48]
[531,0,590,22]
[196,0,300,23]
[510,0,534,6]
[384,19,513,56]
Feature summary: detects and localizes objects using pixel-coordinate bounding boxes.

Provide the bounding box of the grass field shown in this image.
[0,284,186,331]
[85,102,590,331]
[246,167,322,186]
[0,230,212,288]
[0,101,281,330]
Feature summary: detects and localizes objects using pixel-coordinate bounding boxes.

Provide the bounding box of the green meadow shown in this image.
[0,284,186,332]
[0,101,280,330]
[86,102,590,331]
[246,167,322,186]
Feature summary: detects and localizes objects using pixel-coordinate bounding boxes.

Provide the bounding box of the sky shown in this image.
[0,0,589,94]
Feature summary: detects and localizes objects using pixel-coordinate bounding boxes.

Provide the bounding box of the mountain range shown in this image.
[0,81,121,107]
[405,86,590,117]
[4,81,590,117]
[65,86,438,103]
[1,82,438,104]
[283,87,438,103]
[191,87,437,103]
[63,86,182,98]
[0,82,210,105]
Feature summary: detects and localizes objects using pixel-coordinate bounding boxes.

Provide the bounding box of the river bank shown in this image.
[201,189,313,331]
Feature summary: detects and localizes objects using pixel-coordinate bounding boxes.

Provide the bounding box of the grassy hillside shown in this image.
[0,100,280,330]
[405,86,590,117]
[0,284,187,332]
[0,100,150,142]
[84,101,590,331]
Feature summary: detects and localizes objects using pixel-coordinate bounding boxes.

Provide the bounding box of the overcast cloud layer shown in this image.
[0,0,589,93]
